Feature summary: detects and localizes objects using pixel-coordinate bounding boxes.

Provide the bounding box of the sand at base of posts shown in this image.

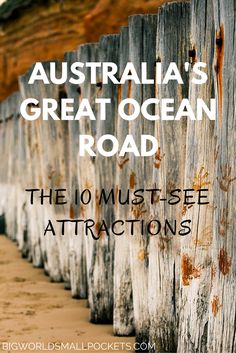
[0,235,135,353]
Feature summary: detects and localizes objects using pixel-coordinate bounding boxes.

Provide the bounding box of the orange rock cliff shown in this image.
[0,0,179,101]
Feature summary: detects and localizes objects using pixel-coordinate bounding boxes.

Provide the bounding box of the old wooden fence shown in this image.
[0,1,235,352]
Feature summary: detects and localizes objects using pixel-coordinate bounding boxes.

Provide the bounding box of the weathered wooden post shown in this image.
[148,4,190,353]
[0,3,235,351]
[17,91,34,261]
[176,1,216,352]
[65,48,89,298]
[0,93,21,243]
[113,26,134,336]
[208,0,236,352]
[128,14,157,345]
[89,34,120,323]
[74,43,99,302]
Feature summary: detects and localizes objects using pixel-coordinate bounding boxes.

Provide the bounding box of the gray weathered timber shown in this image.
[208,1,236,352]
[0,2,235,351]
[177,1,216,353]
[65,47,89,298]
[113,26,134,336]
[89,34,120,323]
[0,93,21,244]
[128,14,157,345]
[74,43,99,302]
[149,3,190,353]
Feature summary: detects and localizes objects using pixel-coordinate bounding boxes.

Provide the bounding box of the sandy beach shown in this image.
[0,235,134,353]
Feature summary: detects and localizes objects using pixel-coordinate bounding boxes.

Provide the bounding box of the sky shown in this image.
[0,0,7,5]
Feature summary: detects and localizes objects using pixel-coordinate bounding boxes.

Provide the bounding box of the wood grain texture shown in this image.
[208,1,236,352]
[113,26,134,336]
[89,34,120,323]
[149,4,190,353]
[0,2,235,352]
[128,13,157,345]
[177,1,215,352]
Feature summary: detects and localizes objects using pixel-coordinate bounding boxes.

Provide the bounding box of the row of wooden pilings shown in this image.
[0,1,235,352]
